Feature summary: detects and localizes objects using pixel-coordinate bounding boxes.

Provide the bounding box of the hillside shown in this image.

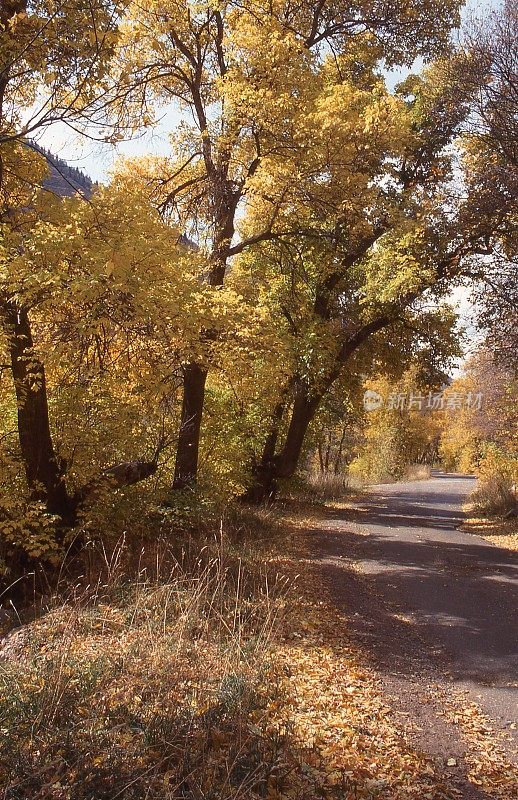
[30,143,94,198]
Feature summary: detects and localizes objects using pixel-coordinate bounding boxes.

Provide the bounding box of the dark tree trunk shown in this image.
[245,385,323,504]
[334,427,347,474]
[274,388,322,479]
[244,317,395,503]
[173,362,208,489]
[241,401,284,503]
[3,301,162,541]
[5,302,74,521]
[171,223,232,489]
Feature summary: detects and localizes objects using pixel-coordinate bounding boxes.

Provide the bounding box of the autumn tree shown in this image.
[454,1,518,370]
[473,256,517,373]
[298,311,460,485]
[308,382,365,479]
[438,349,517,515]
[0,0,129,526]
[349,368,448,484]
[460,0,517,169]
[225,47,518,501]
[0,177,203,567]
[0,0,123,148]
[114,0,464,488]
[439,349,518,471]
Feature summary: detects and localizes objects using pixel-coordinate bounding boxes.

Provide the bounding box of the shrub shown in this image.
[471,446,518,517]
[403,464,431,481]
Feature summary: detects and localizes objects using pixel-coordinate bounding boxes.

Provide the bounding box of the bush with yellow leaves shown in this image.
[471,445,518,517]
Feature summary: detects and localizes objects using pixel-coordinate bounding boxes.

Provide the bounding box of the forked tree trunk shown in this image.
[274,388,322,478]
[241,245,457,505]
[173,362,208,489]
[244,314,396,503]
[241,401,285,503]
[3,302,159,527]
[5,302,74,521]
[244,385,323,503]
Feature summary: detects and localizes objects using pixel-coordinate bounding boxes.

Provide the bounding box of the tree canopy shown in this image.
[0,0,516,575]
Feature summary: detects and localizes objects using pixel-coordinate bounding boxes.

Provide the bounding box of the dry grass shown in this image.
[470,475,517,518]
[461,517,518,552]
[0,530,298,800]
[403,464,432,482]
[290,465,430,503]
[297,472,365,502]
[2,501,517,799]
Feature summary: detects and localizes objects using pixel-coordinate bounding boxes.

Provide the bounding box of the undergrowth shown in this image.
[470,475,517,518]
[292,472,364,502]
[0,505,357,800]
[470,447,518,518]
[0,525,296,799]
[2,501,517,799]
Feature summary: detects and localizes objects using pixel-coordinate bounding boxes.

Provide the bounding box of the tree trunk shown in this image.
[173,362,208,489]
[241,401,284,503]
[3,300,163,532]
[240,249,454,505]
[171,216,233,488]
[5,302,73,520]
[245,385,322,504]
[274,388,322,479]
[334,427,347,474]
[318,442,325,473]
[324,434,331,473]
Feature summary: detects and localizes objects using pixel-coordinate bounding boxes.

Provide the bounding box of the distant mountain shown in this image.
[29,142,94,198]
[26,142,199,250]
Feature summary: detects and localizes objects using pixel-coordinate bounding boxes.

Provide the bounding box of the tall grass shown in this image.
[301,464,431,499]
[470,447,518,518]
[471,475,517,517]
[0,532,292,799]
[300,471,364,501]
[403,464,432,482]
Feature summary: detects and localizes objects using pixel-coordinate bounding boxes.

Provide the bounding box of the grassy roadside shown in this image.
[460,516,518,553]
[1,501,516,799]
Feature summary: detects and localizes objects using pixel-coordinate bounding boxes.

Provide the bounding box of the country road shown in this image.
[313,472,518,791]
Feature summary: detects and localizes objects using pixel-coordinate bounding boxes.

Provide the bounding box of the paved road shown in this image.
[314,472,518,771]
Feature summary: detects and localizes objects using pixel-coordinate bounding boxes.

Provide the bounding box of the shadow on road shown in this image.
[311,497,518,687]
